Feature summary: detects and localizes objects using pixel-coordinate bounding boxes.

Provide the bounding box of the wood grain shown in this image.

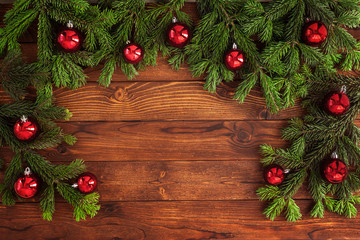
[35,120,287,162]
[51,82,275,121]
[0,201,360,240]
[0,160,311,202]
[2,2,360,239]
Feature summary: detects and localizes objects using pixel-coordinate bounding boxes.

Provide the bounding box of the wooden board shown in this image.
[1,201,360,240]
[51,82,276,121]
[1,2,360,240]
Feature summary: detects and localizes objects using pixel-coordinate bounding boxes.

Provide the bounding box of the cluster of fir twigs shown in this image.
[0,0,192,88]
[0,51,100,221]
[91,0,193,85]
[257,73,360,222]
[3,0,359,113]
[0,0,115,89]
[186,0,360,113]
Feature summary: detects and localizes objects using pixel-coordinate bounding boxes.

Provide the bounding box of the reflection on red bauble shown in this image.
[264,165,285,186]
[224,49,245,71]
[13,116,39,141]
[167,22,191,48]
[302,21,328,46]
[14,170,40,198]
[57,28,83,52]
[324,91,350,116]
[322,158,347,183]
[123,42,144,64]
[77,172,97,193]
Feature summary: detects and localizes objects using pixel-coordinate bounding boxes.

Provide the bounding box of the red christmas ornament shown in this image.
[13,115,39,141]
[76,172,97,193]
[123,42,144,64]
[324,90,350,116]
[224,43,245,71]
[264,165,285,186]
[302,21,328,46]
[167,18,191,48]
[322,156,347,183]
[57,21,83,52]
[14,168,40,199]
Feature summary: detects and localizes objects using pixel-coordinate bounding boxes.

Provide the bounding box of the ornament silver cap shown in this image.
[232,43,237,50]
[24,167,31,176]
[67,21,74,29]
[72,183,78,188]
[284,168,290,174]
[331,152,339,159]
[126,40,130,45]
[340,85,347,94]
[172,17,178,23]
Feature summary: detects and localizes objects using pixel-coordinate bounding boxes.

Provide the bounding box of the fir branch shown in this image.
[40,185,56,221]
[264,197,286,221]
[56,182,100,221]
[285,198,302,222]
[311,200,325,218]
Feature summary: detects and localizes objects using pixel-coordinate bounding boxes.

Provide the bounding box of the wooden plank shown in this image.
[74,160,310,201]
[38,120,286,162]
[0,200,359,240]
[0,160,310,201]
[51,82,272,121]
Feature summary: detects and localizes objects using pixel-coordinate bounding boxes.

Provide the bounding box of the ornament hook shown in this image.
[232,43,237,50]
[24,167,31,176]
[340,85,347,94]
[125,40,130,45]
[172,17,178,23]
[331,152,339,159]
[67,20,74,29]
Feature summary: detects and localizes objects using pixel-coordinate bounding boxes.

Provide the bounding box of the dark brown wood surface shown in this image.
[1,3,360,240]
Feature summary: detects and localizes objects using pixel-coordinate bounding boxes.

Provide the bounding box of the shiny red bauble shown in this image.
[302,21,328,46]
[264,165,285,186]
[224,49,245,71]
[13,116,39,141]
[14,173,40,198]
[57,28,83,52]
[322,158,348,183]
[123,42,144,64]
[167,22,191,48]
[77,172,97,193]
[324,91,350,116]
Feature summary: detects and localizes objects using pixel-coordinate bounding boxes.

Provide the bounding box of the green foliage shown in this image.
[258,74,360,222]
[147,0,192,70]
[0,50,49,100]
[0,54,99,221]
[187,0,360,113]
[57,183,100,221]
[1,0,114,90]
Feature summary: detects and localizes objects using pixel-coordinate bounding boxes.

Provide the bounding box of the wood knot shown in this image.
[159,187,168,200]
[160,171,166,178]
[236,129,252,143]
[215,82,235,99]
[57,145,67,153]
[259,108,268,119]
[110,87,130,102]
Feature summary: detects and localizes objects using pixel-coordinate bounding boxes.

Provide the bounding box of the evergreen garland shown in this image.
[258,74,360,221]
[0,52,100,221]
[186,0,360,112]
[0,0,115,89]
